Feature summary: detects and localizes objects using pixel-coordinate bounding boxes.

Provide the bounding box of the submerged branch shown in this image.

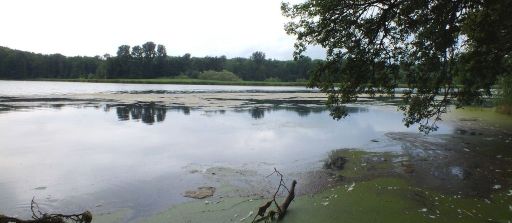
[0,198,92,223]
[252,168,297,222]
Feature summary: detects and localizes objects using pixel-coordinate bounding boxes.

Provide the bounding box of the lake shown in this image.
[2,81,511,223]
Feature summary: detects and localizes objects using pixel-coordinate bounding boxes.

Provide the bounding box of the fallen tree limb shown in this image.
[278,180,296,220]
[252,168,297,222]
[0,198,92,223]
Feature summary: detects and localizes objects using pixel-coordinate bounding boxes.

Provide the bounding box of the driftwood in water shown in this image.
[277,180,296,220]
[252,168,297,222]
[0,198,92,223]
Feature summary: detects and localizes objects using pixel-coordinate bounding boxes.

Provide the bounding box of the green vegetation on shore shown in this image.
[0,45,316,83]
[94,177,512,223]
[497,75,512,115]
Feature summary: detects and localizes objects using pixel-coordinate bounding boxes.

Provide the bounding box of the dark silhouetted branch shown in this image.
[0,198,92,223]
[252,168,297,222]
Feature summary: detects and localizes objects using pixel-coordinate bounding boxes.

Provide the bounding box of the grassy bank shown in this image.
[30,78,308,86]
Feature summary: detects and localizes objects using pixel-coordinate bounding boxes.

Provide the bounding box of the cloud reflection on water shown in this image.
[0,103,452,218]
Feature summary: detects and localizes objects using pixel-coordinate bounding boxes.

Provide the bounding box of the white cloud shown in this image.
[0,0,324,60]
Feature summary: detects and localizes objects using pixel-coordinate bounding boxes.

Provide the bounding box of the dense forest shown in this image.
[0,42,320,82]
[0,46,101,80]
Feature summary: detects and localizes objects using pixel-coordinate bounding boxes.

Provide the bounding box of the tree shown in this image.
[282,0,512,133]
[115,45,131,77]
[131,46,144,59]
[250,51,266,66]
[141,42,157,77]
[181,53,192,73]
[250,51,267,80]
[142,41,156,60]
[156,45,167,58]
[116,45,131,58]
[95,61,108,79]
[155,45,168,75]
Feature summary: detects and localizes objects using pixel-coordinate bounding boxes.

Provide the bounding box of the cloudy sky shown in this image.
[0,0,324,60]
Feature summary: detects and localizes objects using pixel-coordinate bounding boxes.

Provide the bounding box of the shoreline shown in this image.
[3,78,308,87]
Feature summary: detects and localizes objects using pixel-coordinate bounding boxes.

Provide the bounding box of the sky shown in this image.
[0,0,324,60]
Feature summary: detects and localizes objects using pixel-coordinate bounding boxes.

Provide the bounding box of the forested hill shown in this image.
[0,42,320,81]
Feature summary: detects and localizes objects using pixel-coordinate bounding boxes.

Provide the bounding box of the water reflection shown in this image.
[243,106,368,120]
[250,108,266,119]
[0,101,454,220]
[0,105,12,112]
[106,104,168,124]
[100,103,358,123]
[0,101,369,124]
[103,104,195,124]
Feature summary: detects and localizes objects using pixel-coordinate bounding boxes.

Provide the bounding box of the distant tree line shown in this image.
[0,42,320,82]
[0,46,102,79]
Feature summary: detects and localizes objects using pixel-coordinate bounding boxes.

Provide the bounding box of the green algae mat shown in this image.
[92,177,511,223]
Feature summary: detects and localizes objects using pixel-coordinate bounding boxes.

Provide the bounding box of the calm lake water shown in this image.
[0,80,314,96]
[0,81,454,220]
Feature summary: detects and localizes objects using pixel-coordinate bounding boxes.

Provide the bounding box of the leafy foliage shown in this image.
[265,77,282,82]
[497,72,512,115]
[282,0,512,133]
[0,46,102,79]
[198,70,242,81]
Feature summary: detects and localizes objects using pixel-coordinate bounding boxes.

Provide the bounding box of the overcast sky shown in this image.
[0,0,324,60]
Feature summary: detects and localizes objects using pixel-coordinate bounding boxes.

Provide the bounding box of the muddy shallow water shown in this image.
[0,81,511,223]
